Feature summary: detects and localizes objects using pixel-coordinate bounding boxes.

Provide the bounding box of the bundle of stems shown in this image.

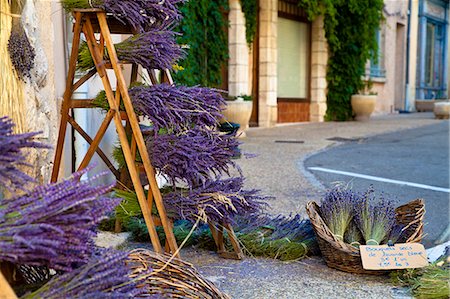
[76,28,183,72]
[0,169,120,271]
[61,0,183,32]
[21,250,147,298]
[319,186,360,241]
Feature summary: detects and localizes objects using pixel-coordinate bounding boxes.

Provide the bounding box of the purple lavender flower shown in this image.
[385,223,406,244]
[115,29,185,70]
[0,117,47,192]
[146,128,239,186]
[21,250,147,298]
[344,220,364,247]
[163,177,267,224]
[7,22,36,80]
[130,83,226,133]
[61,0,184,32]
[319,186,361,241]
[354,187,397,245]
[0,169,121,271]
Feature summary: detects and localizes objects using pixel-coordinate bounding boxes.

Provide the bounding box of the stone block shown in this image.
[311,77,327,90]
[311,40,327,53]
[311,51,328,66]
[310,88,327,103]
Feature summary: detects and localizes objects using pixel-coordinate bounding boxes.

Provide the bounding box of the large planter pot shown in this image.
[351,94,377,121]
[221,100,253,137]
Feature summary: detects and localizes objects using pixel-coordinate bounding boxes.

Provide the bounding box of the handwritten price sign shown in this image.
[360,243,429,270]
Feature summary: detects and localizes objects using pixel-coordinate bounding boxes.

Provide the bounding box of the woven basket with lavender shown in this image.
[306,186,425,275]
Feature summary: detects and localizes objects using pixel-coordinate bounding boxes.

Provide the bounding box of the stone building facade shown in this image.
[228,0,450,126]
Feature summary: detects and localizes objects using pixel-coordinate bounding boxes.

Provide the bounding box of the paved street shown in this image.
[304,122,449,247]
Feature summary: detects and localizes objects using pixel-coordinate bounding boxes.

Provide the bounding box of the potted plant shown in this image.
[221,94,253,137]
[351,80,377,121]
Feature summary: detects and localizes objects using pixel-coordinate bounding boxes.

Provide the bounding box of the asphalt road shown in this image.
[304,121,449,248]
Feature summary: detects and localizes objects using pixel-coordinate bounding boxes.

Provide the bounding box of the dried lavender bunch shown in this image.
[319,186,361,241]
[146,128,238,186]
[7,21,36,80]
[61,0,183,32]
[76,27,183,72]
[130,83,225,133]
[115,30,185,70]
[384,223,405,244]
[344,220,364,248]
[0,169,121,271]
[235,214,314,242]
[163,177,267,224]
[22,250,147,299]
[354,187,397,245]
[0,117,47,192]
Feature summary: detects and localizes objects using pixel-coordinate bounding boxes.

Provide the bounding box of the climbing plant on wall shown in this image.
[298,0,384,121]
[173,0,229,88]
[240,0,258,46]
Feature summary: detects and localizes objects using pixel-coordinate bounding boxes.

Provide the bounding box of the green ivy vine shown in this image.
[298,0,384,120]
[239,0,258,46]
[173,0,229,88]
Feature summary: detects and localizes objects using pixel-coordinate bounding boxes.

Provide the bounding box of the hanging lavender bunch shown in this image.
[76,27,183,72]
[0,117,47,192]
[115,29,185,70]
[61,0,183,32]
[7,19,36,80]
[130,84,225,132]
[146,128,239,185]
[21,250,147,299]
[354,187,397,245]
[0,169,121,271]
[163,177,267,224]
[319,186,361,241]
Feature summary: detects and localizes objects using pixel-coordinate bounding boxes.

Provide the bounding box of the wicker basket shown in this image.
[306,199,425,275]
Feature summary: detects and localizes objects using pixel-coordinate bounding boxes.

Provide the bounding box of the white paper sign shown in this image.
[360,243,429,270]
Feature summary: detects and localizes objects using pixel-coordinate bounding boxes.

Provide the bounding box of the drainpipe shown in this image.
[404,0,412,112]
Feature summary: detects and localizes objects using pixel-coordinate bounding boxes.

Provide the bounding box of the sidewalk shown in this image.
[181,112,443,299]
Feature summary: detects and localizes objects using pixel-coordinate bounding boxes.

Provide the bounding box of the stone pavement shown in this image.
[114,112,444,298]
[181,112,443,299]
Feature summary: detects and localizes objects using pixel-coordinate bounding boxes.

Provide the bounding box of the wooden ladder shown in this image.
[51,9,178,257]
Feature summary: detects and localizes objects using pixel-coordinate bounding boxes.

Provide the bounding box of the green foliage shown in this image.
[298,0,384,120]
[392,262,450,299]
[239,0,258,46]
[60,0,91,11]
[173,0,229,87]
[120,216,319,261]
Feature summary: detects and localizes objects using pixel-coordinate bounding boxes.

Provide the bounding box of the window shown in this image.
[369,29,386,78]
[277,17,310,98]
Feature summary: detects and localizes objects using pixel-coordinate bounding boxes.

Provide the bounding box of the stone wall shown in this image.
[20,0,65,184]
[370,1,409,114]
[309,15,328,122]
[258,0,278,127]
[228,0,251,97]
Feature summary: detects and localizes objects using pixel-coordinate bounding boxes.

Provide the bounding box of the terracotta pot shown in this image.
[351,94,377,121]
[221,100,253,137]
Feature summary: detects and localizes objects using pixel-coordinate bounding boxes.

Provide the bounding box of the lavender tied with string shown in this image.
[21,250,149,298]
[130,83,225,133]
[163,177,267,224]
[0,169,121,271]
[146,128,238,186]
[354,187,397,245]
